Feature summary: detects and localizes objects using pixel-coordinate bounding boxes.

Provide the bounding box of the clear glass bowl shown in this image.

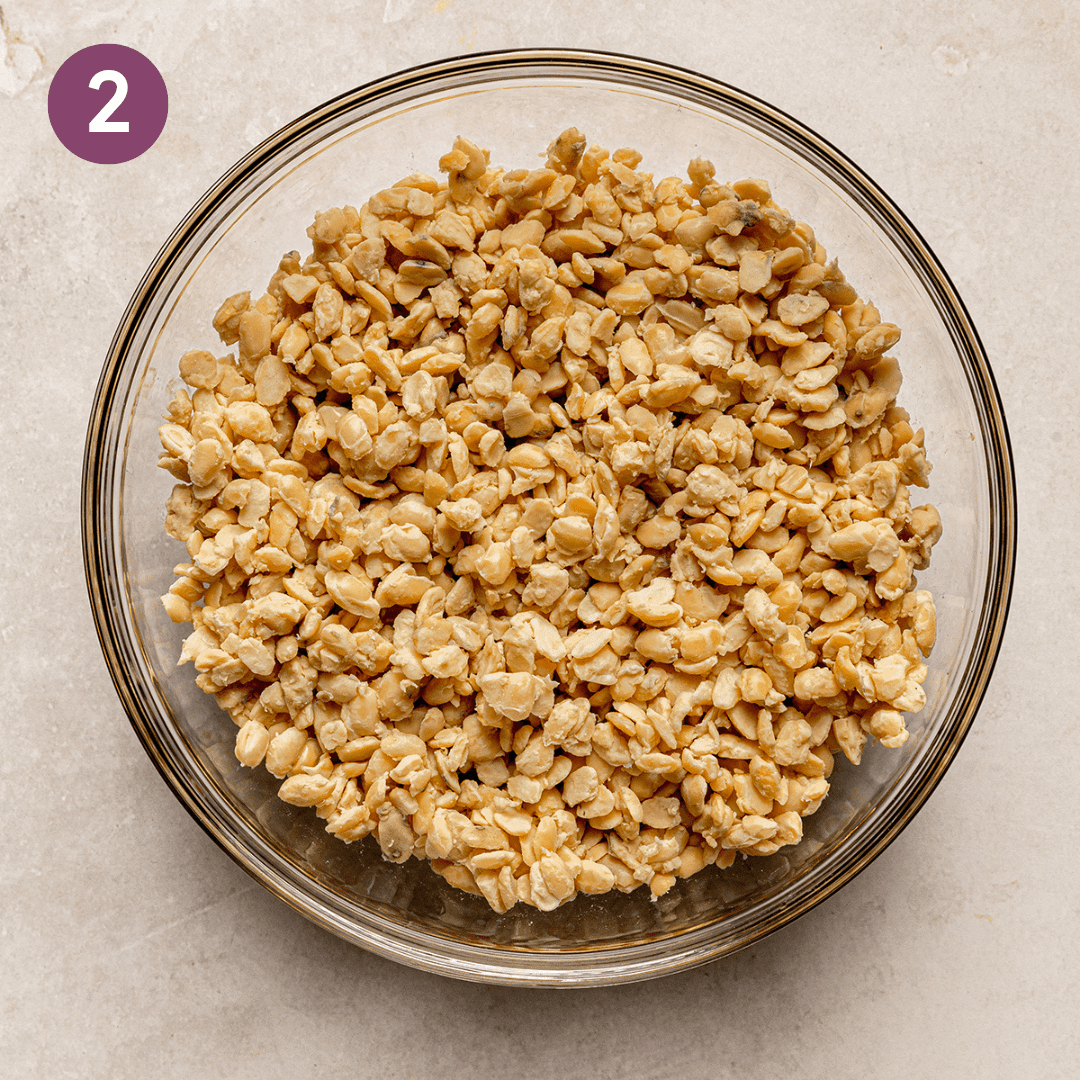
[82,50,1015,986]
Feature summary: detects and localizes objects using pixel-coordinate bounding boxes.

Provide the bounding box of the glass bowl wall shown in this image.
[83,50,1014,986]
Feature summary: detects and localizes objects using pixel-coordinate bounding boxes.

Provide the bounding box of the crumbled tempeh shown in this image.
[158,129,941,913]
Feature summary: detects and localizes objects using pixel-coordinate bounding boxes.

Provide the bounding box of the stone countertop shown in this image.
[2,2,1077,1077]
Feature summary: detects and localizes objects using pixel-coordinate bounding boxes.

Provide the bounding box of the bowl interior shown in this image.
[91,55,1010,983]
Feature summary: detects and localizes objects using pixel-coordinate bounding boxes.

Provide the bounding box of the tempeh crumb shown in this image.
[157,129,942,912]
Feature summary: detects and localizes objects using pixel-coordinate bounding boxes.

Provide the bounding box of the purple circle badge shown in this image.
[48,44,168,164]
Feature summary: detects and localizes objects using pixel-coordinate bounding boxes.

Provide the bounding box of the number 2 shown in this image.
[88,69,129,133]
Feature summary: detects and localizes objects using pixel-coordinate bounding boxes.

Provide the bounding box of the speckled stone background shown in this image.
[2,1,1077,1077]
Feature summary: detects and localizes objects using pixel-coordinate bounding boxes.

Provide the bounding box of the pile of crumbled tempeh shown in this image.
[157,128,942,912]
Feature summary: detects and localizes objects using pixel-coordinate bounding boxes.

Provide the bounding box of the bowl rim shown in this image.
[82,47,1016,986]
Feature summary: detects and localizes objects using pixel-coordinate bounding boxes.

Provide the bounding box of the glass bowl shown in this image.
[82,49,1015,986]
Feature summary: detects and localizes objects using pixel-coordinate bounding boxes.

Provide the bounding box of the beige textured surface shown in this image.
[2,1,1077,1076]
